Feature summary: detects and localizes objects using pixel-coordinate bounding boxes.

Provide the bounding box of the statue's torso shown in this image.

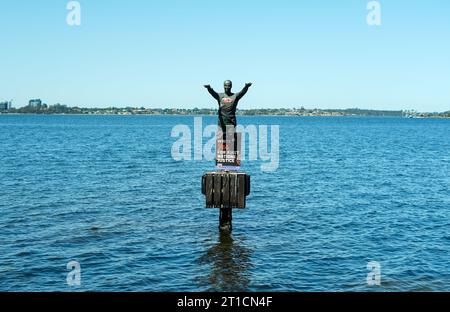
[218,93,239,127]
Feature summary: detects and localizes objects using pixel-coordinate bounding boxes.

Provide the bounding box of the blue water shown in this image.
[1,115,449,291]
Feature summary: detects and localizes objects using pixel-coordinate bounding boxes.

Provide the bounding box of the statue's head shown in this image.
[224,80,232,93]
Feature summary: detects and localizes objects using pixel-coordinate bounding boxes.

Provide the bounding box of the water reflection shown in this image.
[197,232,253,292]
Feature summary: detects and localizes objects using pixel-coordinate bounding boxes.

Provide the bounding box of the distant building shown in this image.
[0,101,12,111]
[29,99,42,107]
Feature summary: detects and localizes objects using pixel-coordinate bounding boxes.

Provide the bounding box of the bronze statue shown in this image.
[202,81,253,233]
[204,80,252,131]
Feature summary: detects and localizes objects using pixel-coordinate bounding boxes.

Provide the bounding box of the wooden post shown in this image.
[201,129,250,232]
[219,208,232,232]
[201,171,250,232]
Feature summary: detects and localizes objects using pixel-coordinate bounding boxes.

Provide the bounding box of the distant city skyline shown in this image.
[1,1,449,112]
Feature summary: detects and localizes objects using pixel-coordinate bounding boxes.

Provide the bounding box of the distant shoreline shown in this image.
[2,103,449,118]
[1,112,449,119]
[2,103,448,118]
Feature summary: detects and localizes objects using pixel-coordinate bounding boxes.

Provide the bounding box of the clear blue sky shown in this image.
[1,0,449,111]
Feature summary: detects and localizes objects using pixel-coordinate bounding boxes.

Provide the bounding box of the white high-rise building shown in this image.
[29,99,42,107]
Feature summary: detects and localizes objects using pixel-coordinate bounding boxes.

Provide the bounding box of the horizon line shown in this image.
[3,104,449,114]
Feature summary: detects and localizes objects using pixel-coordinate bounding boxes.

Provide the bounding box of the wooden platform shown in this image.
[201,172,250,209]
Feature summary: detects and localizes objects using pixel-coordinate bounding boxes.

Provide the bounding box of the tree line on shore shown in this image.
[1,103,449,117]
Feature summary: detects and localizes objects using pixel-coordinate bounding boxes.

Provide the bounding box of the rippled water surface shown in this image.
[1,115,450,291]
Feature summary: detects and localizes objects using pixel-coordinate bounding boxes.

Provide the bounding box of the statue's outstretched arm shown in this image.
[236,83,252,101]
[204,85,220,101]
